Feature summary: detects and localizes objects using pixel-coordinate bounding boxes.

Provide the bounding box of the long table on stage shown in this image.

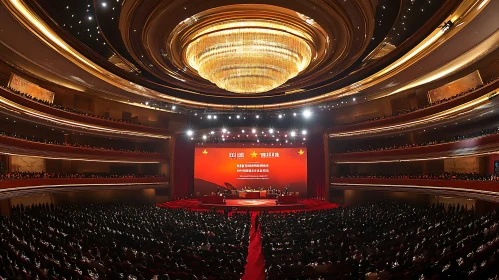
[277,195,299,204]
[201,195,225,204]
[239,190,260,199]
[234,190,279,199]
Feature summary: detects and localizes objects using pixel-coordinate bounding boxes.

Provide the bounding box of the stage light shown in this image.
[222,128,227,133]
[187,130,193,136]
[241,129,245,133]
[302,130,307,135]
[252,128,256,134]
[352,97,356,101]
[256,115,260,119]
[257,139,260,142]
[213,115,217,119]
[290,131,296,137]
[278,114,282,119]
[236,115,240,119]
[303,138,306,141]
[276,139,279,142]
[229,116,232,119]
[269,128,274,134]
[285,140,288,143]
[190,137,193,140]
[202,135,207,140]
[172,105,176,110]
[102,2,107,7]
[210,131,214,135]
[207,115,212,119]
[303,109,312,118]
[145,102,149,105]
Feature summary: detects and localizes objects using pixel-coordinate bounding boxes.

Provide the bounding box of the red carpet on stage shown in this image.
[241,213,266,280]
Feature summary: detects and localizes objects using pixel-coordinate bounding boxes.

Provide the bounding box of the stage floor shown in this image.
[202,199,303,211]
[158,199,339,212]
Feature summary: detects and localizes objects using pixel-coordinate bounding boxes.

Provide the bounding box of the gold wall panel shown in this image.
[428,70,483,103]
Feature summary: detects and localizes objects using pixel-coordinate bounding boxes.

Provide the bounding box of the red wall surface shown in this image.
[171,136,194,199]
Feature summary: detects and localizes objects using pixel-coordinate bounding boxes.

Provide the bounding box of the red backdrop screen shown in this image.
[194,147,307,195]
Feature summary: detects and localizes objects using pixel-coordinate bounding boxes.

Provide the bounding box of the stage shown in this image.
[158,199,339,212]
[201,199,304,211]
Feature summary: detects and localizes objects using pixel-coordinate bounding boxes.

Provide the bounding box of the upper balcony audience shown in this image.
[262,202,499,279]
[0,203,250,280]
[341,76,498,126]
[0,172,165,181]
[344,127,499,153]
[335,172,499,181]
[2,86,149,127]
[0,130,155,154]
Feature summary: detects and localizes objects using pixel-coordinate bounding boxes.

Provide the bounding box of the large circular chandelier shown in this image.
[185,20,313,94]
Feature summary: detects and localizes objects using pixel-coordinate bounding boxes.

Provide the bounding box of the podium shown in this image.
[260,190,267,198]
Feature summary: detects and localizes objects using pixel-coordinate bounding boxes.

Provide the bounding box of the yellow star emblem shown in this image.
[202,149,208,155]
[250,151,258,158]
[298,149,304,155]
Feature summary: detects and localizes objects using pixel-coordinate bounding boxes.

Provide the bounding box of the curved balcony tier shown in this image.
[328,80,499,138]
[332,133,499,163]
[0,87,171,139]
[0,133,168,163]
[331,178,499,203]
[0,177,168,200]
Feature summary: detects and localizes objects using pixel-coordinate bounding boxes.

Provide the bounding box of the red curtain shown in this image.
[172,135,194,198]
[307,134,326,199]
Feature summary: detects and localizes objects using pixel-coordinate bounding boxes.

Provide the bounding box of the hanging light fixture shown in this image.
[185,20,313,94]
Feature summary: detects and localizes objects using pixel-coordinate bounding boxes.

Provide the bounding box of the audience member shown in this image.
[341,77,498,126]
[335,172,499,181]
[0,203,251,280]
[261,203,499,279]
[0,130,155,154]
[345,127,499,153]
[2,86,146,126]
[0,172,164,181]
